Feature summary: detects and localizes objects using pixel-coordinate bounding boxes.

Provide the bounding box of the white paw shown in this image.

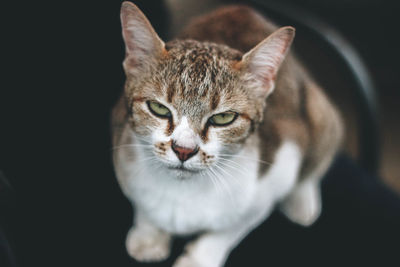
[126,227,170,262]
[173,254,209,267]
[280,181,321,226]
[284,197,320,226]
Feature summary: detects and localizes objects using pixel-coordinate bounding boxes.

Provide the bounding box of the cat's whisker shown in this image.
[215,162,249,192]
[217,157,245,169]
[213,162,237,179]
[123,160,152,179]
[132,134,153,144]
[213,163,231,179]
[147,159,164,176]
[213,163,246,191]
[133,155,160,165]
[210,165,245,217]
[210,166,236,206]
[219,154,272,166]
[217,159,250,176]
[205,169,223,195]
[189,161,247,188]
[215,165,251,196]
[208,167,226,196]
[216,159,249,176]
[210,169,226,196]
[217,157,252,176]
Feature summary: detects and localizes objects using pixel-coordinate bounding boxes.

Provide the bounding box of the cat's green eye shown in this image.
[147,101,171,118]
[209,112,237,126]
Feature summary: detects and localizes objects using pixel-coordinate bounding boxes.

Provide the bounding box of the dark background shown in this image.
[1,0,399,266]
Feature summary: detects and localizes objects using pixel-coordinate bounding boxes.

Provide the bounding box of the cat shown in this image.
[112,2,343,267]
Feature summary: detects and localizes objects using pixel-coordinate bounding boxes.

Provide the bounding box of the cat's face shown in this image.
[126,41,262,176]
[120,3,294,177]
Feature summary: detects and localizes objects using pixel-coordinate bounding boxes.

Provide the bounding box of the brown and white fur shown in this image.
[112,2,343,267]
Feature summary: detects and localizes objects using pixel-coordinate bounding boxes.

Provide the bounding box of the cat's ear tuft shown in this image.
[240,26,295,98]
[120,2,166,72]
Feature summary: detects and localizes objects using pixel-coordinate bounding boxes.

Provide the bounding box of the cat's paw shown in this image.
[280,180,321,226]
[173,254,211,267]
[126,227,171,262]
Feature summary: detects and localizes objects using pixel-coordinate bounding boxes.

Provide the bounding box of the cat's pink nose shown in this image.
[171,142,199,162]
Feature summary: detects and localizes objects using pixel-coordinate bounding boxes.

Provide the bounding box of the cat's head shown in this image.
[120,2,294,177]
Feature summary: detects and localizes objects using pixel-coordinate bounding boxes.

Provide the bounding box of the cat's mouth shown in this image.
[167,165,200,173]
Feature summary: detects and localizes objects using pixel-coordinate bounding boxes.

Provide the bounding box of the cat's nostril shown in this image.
[171,141,199,162]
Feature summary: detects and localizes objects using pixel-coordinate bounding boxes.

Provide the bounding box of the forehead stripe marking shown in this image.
[210,92,220,110]
[201,121,210,143]
[167,85,175,103]
[132,97,145,102]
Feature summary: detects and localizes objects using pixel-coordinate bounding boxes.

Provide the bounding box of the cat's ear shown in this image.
[120,2,166,73]
[240,26,295,98]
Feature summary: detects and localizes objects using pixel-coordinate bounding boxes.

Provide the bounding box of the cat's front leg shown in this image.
[172,229,246,267]
[279,178,322,226]
[126,210,171,262]
[173,211,268,267]
[172,232,230,267]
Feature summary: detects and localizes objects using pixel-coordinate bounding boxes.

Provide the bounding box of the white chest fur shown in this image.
[123,147,259,234]
[115,139,302,235]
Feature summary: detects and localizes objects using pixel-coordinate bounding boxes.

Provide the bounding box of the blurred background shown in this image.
[1,0,399,266]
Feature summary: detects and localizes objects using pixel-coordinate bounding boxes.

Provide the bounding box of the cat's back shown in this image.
[178,5,276,53]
